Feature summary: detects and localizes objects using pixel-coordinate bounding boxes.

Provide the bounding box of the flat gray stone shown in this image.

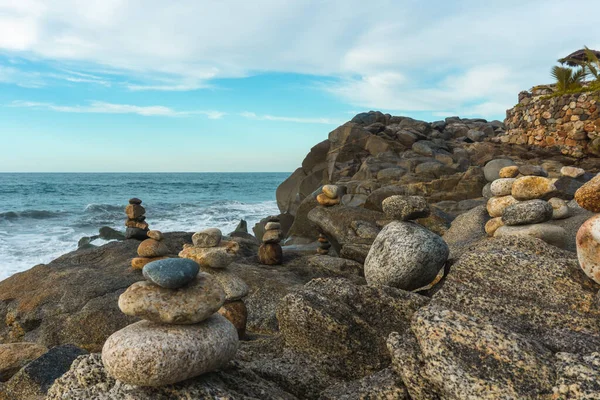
[142,258,199,289]
[502,199,553,226]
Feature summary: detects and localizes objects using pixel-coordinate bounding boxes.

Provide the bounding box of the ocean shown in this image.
[0,173,287,280]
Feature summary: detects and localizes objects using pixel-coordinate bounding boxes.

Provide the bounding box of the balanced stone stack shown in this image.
[364,195,449,291]
[484,163,571,248]
[179,228,249,338]
[258,218,283,265]
[125,198,149,240]
[131,230,169,269]
[575,174,600,284]
[316,185,341,206]
[317,233,330,255]
[102,258,239,386]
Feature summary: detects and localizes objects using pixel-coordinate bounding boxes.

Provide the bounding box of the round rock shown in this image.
[101,314,239,386]
[484,217,504,236]
[575,174,600,212]
[262,229,282,243]
[119,273,224,324]
[258,243,282,265]
[561,166,585,178]
[364,221,449,291]
[486,195,519,218]
[322,185,340,199]
[382,195,430,221]
[264,222,281,231]
[179,242,239,269]
[548,197,570,220]
[142,258,200,289]
[490,178,516,197]
[576,215,600,284]
[128,198,142,205]
[511,176,556,201]
[192,228,222,248]
[482,182,493,199]
[494,223,567,249]
[131,256,168,270]
[125,204,145,219]
[484,159,516,182]
[146,230,163,241]
[137,238,169,258]
[501,199,553,226]
[317,193,340,206]
[499,166,519,178]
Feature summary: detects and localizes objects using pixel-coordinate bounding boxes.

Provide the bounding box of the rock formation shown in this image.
[258,218,283,265]
[131,230,169,269]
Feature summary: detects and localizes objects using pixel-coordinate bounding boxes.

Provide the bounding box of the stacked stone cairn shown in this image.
[179,228,249,338]
[102,258,239,386]
[125,198,149,240]
[258,217,283,265]
[131,230,169,269]
[364,195,449,291]
[575,173,600,284]
[317,184,341,206]
[317,233,330,255]
[483,160,578,248]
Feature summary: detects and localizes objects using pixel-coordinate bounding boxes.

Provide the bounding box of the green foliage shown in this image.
[551,66,587,92]
[561,46,600,80]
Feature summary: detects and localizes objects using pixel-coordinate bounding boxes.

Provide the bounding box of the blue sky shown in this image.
[0,0,598,172]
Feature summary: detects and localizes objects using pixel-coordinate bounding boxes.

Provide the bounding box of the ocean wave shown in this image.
[84,204,124,212]
[0,210,68,220]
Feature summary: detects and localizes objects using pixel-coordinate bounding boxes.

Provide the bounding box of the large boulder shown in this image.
[442,205,490,258]
[326,123,370,181]
[432,236,600,353]
[276,167,306,215]
[0,232,192,352]
[364,222,449,291]
[276,278,428,379]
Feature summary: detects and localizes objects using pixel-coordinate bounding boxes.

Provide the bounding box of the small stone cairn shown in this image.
[317,233,330,255]
[179,228,249,338]
[483,161,581,249]
[131,230,169,269]
[315,185,341,255]
[317,184,341,206]
[575,173,600,284]
[125,198,149,240]
[258,217,283,265]
[364,195,449,291]
[102,258,239,387]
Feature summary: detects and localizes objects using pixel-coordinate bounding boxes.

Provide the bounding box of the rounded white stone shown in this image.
[102,314,239,387]
[577,215,600,284]
[490,178,516,197]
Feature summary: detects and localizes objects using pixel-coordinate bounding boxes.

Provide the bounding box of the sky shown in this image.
[0,0,598,172]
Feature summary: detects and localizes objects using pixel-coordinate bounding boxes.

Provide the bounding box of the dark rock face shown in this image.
[433,236,600,353]
[276,278,429,379]
[0,232,192,352]
[1,344,87,399]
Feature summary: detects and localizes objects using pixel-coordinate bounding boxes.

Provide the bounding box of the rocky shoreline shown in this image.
[1,111,600,399]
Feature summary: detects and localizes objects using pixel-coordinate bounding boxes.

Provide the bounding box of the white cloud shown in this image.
[0,0,599,116]
[241,112,341,125]
[10,100,224,118]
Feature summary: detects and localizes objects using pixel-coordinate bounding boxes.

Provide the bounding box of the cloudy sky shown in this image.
[0,0,598,172]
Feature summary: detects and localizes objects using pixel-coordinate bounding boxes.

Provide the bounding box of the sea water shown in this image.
[0,173,287,280]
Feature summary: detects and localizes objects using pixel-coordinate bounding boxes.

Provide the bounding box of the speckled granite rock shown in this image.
[192,228,222,248]
[433,236,600,353]
[118,273,225,324]
[381,195,430,221]
[553,352,600,399]
[409,305,555,399]
[319,368,408,400]
[101,314,238,386]
[501,199,553,226]
[47,353,297,399]
[277,278,429,379]
[575,174,600,212]
[490,178,516,196]
[576,215,600,284]
[364,221,448,291]
[442,205,490,258]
